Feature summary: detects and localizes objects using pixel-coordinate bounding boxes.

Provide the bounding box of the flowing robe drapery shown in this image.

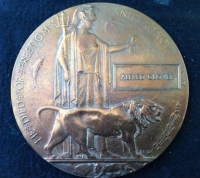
[54,31,111,109]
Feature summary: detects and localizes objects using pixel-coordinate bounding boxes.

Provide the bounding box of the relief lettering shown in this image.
[121,74,145,80]
[48,20,57,28]
[41,26,50,36]
[35,33,43,41]
[148,74,174,80]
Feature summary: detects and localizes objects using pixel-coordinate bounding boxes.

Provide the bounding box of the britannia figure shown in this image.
[54,4,136,109]
[54,4,136,158]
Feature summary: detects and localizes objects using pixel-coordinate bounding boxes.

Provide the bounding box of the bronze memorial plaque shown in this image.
[11,3,189,177]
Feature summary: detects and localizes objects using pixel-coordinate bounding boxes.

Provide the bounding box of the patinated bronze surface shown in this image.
[11,3,189,177]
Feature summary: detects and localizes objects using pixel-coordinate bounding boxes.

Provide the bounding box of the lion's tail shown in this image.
[36,106,60,120]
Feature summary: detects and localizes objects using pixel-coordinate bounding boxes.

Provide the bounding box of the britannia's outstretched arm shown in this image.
[96,36,136,53]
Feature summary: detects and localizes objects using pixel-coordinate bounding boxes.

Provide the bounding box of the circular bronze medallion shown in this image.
[11,3,189,177]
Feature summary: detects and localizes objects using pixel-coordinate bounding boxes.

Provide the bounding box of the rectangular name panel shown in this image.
[113,64,181,91]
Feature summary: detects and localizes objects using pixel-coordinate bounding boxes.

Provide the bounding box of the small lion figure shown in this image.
[37,98,163,158]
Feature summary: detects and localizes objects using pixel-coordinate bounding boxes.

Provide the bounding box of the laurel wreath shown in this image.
[148,103,180,154]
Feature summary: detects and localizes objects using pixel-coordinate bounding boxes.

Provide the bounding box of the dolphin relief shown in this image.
[30,57,44,89]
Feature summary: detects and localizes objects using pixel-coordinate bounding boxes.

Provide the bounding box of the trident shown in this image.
[56,11,72,157]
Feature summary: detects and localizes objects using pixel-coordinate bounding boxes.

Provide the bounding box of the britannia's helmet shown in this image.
[68,4,98,32]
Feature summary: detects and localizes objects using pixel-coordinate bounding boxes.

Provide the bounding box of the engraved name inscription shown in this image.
[113,64,181,91]
[121,73,174,80]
